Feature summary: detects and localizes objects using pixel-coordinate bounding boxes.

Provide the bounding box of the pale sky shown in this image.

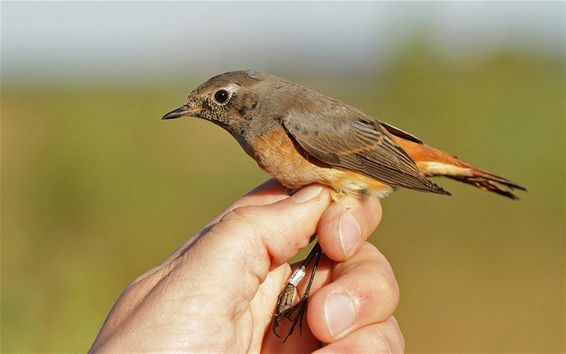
[1,2,564,84]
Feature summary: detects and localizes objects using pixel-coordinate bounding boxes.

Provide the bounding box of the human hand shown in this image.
[89,179,404,353]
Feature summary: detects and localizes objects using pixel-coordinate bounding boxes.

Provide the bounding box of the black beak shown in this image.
[162,105,202,120]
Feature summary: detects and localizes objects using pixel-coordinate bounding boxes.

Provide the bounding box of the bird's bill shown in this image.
[161,105,202,120]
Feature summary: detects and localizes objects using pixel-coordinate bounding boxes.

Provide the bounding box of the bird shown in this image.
[162,70,526,339]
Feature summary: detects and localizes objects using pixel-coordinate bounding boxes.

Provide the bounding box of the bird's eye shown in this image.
[213,89,231,105]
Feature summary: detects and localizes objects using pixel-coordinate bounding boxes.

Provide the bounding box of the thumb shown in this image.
[164,184,331,313]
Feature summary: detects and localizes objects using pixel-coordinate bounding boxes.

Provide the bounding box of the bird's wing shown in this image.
[380,121,423,144]
[282,109,448,194]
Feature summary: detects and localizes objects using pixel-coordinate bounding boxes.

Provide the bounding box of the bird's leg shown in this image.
[273,241,323,340]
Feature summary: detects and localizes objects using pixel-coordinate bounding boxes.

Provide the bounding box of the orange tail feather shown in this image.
[391,135,527,200]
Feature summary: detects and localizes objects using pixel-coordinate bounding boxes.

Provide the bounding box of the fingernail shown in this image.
[339,212,361,257]
[324,293,356,337]
[291,185,323,203]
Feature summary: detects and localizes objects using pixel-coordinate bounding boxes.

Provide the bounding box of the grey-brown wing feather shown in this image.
[380,121,423,144]
[282,110,448,194]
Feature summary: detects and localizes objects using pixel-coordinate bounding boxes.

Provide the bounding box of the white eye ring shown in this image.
[212,89,232,105]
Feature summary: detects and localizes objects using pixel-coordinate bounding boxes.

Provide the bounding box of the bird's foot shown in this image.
[273,291,309,342]
[272,242,323,341]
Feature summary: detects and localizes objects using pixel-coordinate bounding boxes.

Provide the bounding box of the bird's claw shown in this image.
[273,292,309,342]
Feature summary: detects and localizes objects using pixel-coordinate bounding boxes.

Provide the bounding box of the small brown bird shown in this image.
[162,70,525,338]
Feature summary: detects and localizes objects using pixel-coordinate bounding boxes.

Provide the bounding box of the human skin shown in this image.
[89,179,404,353]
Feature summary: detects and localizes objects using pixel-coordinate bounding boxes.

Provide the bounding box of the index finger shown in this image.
[147,179,291,272]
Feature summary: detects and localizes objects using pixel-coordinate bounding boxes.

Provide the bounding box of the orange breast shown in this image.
[251,128,392,198]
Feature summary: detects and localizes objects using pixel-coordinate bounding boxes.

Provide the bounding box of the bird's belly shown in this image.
[252,128,393,199]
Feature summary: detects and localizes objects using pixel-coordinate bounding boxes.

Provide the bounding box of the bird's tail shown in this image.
[386,127,526,200]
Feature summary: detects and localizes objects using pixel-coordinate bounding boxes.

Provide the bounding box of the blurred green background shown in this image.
[2,2,564,353]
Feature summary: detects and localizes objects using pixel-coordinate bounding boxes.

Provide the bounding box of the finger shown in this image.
[163,184,331,313]
[318,195,382,261]
[95,183,324,352]
[248,264,294,354]
[133,179,290,283]
[119,179,295,331]
[261,313,321,354]
[175,178,291,257]
[307,243,399,343]
[230,178,291,209]
[313,317,404,354]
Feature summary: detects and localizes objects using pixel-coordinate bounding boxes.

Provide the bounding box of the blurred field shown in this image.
[1,48,564,352]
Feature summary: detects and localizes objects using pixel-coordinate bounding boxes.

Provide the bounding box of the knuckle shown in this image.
[222,206,261,230]
[218,209,239,224]
[333,258,356,275]
[371,270,400,313]
[223,205,256,222]
[368,331,394,353]
[363,242,387,262]
[380,316,405,353]
[364,247,399,309]
[218,207,264,241]
[397,329,406,352]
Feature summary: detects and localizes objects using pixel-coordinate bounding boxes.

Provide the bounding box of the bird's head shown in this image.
[162,70,268,130]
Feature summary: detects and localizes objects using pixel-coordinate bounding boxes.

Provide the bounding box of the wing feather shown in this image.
[283,111,448,194]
